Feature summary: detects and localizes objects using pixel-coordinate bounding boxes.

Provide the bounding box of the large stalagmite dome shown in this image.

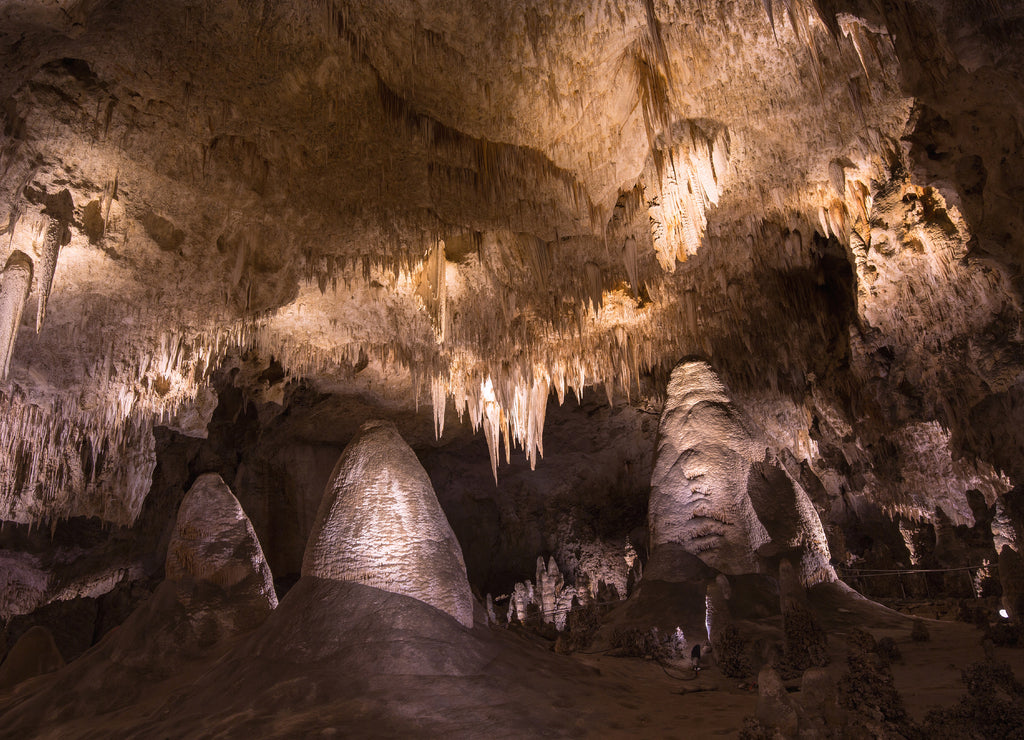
[650,359,836,583]
[650,359,770,574]
[302,419,474,628]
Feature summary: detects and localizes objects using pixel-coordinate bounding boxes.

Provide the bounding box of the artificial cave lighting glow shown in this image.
[0,0,1023,736]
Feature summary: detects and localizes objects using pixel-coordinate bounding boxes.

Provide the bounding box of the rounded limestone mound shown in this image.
[0,626,64,692]
[166,472,278,622]
[302,420,474,628]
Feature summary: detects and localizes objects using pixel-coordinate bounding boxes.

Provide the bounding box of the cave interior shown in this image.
[1,0,1024,737]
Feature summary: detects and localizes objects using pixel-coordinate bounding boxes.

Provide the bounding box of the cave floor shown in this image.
[2,580,1023,738]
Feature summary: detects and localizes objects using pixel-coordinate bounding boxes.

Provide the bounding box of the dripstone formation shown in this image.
[303,419,474,628]
[0,0,1023,736]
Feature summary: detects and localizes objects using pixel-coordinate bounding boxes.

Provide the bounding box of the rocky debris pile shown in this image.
[836,650,915,738]
[302,420,474,628]
[922,660,1024,738]
[754,665,799,738]
[779,559,828,672]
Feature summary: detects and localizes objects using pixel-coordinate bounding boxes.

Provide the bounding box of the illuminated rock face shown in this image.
[650,359,835,583]
[0,250,32,380]
[166,473,278,631]
[0,0,1015,546]
[0,0,1019,678]
[33,188,74,333]
[650,359,769,574]
[302,420,474,628]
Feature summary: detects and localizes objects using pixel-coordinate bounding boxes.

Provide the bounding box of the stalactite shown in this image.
[35,189,74,333]
[648,123,729,269]
[0,250,32,380]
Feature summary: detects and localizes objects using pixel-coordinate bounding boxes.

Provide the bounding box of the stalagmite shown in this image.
[755,665,799,737]
[35,189,74,333]
[0,626,65,691]
[999,545,1024,622]
[166,473,278,630]
[779,558,828,669]
[301,420,474,628]
[0,250,32,380]
[992,495,1023,619]
[993,497,1018,555]
[705,574,732,645]
[650,359,835,582]
[746,459,836,585]
[536,555,564,625]
[512,581,533,624]
[649,359,769,574]
[485,592,497,625]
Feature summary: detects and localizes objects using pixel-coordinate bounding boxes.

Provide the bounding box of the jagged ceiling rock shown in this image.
[302,419,474,627]
[0,0,1017,548]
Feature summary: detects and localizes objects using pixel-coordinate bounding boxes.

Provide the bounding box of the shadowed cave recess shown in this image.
[2,0,1024,737]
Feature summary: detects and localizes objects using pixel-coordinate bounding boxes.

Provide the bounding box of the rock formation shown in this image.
[302,420,474,628]
[755,665,799,738]
[94,473,278,670]
[164,472,278,635]
[649,359,769,574]
[779,558,828,670]
[0,250,32,380]
[650,358,835,582]
[705,574,732,646]
[493,555,587,631]
[0,0,1021,735]
[0,626,63,692]
[32,188,74,333]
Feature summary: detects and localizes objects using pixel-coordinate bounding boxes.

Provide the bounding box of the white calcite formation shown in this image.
[0,250,32,380]
[302,420,474,628]
[0,0,1013,561]
[535,556,563,624]
[650,359,835,583]
[650,359,770,574]
[993,498,1019,556]
[500,556,584,631]
[166,473,278,628]
[34,188,74,333]
[487,544,640,632]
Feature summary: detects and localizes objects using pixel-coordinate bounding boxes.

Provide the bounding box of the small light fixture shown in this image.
[1000,608,1010,619]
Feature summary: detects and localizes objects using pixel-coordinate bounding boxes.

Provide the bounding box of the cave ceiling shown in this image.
[0,0,1022,527]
